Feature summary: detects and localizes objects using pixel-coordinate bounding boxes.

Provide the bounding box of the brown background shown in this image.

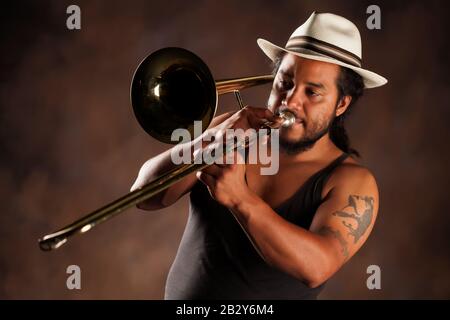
[1,0,449,299]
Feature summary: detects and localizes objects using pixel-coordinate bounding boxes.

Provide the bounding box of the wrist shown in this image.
[229,187,261,219]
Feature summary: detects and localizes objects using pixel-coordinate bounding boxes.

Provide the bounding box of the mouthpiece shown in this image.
[278,110,296,127]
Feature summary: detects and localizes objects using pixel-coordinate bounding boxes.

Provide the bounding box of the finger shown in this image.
[200,164,223,177]
[203,138,240,166]
[196,171,216,188]
[243,107,277,129]
[244,106,276,121]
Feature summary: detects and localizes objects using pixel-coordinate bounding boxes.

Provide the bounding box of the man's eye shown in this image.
[306,88,320,97]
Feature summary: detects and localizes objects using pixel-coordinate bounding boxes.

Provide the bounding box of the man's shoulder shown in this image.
[324,156,378,195]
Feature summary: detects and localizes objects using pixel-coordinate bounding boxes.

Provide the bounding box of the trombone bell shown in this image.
[131,47,274,144]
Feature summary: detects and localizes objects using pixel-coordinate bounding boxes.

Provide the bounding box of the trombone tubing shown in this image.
[38,160,209,251]
[38,74,276,252]
[38,113,288,252]
[216,75,274,95]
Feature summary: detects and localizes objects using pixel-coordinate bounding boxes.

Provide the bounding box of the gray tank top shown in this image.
[165,152,349,299]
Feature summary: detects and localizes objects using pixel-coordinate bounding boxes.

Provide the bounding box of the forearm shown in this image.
[131,112,237,210]
[130,149,179,209]
[229,191,334,287]
[131,138,202,209]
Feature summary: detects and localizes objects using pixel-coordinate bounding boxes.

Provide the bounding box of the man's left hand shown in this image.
[196,160,251,209]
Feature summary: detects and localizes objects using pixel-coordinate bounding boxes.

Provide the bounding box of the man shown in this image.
[131,12,387,299]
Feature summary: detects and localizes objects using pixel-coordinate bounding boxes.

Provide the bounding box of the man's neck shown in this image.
[279,133,342,165]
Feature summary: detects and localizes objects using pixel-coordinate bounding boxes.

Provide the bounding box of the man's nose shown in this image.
[283,89,304,113]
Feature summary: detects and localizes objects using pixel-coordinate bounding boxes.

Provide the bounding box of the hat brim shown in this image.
[257,38,387,89]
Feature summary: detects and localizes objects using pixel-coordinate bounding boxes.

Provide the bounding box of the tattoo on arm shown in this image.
[332,195,374,244]
[318,226,349,260]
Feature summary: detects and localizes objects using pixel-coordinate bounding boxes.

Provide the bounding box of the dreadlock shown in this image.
[332,66,364,157]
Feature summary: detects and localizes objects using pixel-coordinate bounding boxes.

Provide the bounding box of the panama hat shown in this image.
[257,12,387,88]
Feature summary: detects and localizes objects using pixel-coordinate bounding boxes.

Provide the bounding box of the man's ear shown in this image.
[336,95,352,117]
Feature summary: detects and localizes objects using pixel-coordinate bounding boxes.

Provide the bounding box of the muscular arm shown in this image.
[227,165,379,288]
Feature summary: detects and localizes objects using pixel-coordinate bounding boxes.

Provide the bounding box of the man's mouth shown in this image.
[276,107,303,124]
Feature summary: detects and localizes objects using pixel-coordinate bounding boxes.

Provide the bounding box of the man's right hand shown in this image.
[212,106,277,133]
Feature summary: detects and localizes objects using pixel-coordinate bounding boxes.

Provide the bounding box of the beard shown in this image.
[279,110,336,155]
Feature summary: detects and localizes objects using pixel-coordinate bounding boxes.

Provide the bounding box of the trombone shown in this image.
[38,47,295,251]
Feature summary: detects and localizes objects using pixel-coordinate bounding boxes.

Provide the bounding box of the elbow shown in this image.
[130,186,165,212]
[290,265,328,289]
[294,260,334,289]
[130,186,150,211]
[136,197,167,211]
[135,199,166,211]
[298,245,338,288]
[130,176,162,211]
[266,258,329,289]
[303,272,328,289]
[136,202,152,211]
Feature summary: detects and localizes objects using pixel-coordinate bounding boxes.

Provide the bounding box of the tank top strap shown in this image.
[275,152,350,229]
[311,152,350,204]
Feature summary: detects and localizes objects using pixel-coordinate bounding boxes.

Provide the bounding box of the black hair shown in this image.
[332,66,364,157]
[272,54,365,157]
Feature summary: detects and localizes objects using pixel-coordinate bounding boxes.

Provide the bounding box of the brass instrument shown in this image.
[38,47,295,251]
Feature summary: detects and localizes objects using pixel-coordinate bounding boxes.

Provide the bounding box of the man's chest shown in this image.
[245,163,320,209]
